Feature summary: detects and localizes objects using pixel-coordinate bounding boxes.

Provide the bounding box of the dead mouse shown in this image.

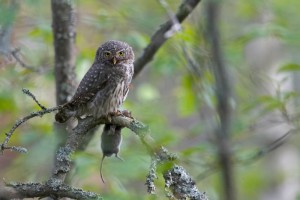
[100,124,123,183]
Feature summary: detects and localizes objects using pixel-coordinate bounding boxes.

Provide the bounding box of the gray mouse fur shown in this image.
[100,124,123,183]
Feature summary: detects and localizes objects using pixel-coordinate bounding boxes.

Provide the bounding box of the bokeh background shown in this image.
[1,0,300,199]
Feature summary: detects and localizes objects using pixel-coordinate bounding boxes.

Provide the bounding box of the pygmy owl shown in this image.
[55,40,134,123]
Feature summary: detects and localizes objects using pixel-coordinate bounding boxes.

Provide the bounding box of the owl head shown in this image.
[96,40,134,66]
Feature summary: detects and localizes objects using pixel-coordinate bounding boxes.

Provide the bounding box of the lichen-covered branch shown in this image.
[145,147,178,194]
[164,165,208,200]
[0,181,102,200]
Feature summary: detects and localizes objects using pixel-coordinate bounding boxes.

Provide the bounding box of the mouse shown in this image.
[100,124,123,183]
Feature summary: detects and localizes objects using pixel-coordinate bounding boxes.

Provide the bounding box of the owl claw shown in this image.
[121,110,133,119]
[108,110,133,122]
[107,110,121,122]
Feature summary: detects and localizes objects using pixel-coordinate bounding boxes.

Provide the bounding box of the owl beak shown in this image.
[113,57,117,65]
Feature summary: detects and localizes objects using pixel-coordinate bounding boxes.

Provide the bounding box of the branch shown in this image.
[0,181,102,200]
[133,0,201,78]
[197,128,296,180]
[51,115,152,181]
[10,48,49,73]
[164,165,208,200]
[0,89,60,154]
[146,147,178,194]
[51,0,78,184]
[50,114,208,199]
[0,88,208,198]
[21,88,47,110]
[206,1,236,200]
[51,0,77,106]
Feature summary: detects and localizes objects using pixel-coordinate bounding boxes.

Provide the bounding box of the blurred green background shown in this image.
[1,0,300,199]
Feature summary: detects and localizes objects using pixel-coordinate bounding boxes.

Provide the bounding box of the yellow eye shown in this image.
[118,51,125,57]
[104,52,111,57]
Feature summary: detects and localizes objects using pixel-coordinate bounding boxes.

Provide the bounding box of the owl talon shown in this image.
[121,110,133,119]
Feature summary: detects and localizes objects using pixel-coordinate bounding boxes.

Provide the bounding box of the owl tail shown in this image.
[55,109,68,123]
[55,105,73,123]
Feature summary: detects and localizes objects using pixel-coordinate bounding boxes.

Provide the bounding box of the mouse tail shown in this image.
[100,155,106,183]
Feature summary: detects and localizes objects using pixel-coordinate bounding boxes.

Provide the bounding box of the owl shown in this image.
[55,40,134,124]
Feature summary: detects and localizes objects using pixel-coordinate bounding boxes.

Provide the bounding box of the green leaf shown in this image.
[278,63,300,72]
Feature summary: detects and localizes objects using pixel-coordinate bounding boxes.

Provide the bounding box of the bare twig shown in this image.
[22,88,46,110]
[10,48,47,73]
[197,129,295,180]
[239,129,295,165]
[134,0,201,78]
[0,89,60,153]
[0,106,59,153]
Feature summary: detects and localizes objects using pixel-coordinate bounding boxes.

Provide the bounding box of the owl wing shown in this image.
[67,62,109,109]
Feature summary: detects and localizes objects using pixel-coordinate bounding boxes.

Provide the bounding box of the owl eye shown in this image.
[118,51,125,57]
[104,52,111,57]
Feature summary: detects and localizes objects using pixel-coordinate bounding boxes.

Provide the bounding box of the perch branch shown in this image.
[1,89,208,198]
[134,0,201,78]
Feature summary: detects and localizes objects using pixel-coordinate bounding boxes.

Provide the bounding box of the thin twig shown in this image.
[0,106,60,153]
[197,129,296,180]
[22,88,47,110]
[10,48,45,73]
[0,89,60,153]
[239,129,295,165]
